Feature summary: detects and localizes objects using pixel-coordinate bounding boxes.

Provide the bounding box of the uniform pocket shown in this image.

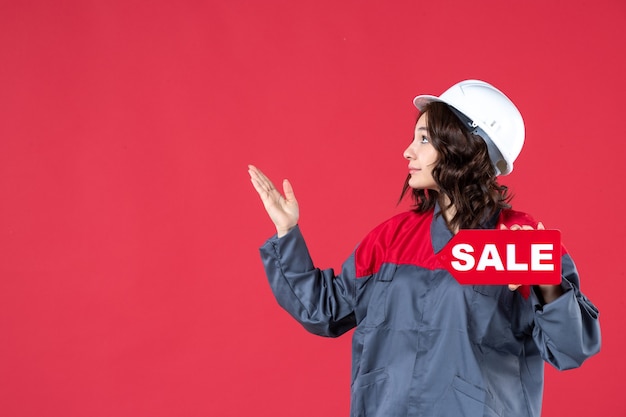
[435,376,502,417]
[472,285,503,297]
[351,368,389,417]
[470,285,516,351]
[361,264,397,328]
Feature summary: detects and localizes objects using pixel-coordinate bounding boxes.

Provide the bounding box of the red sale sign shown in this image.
[437,230,562,285]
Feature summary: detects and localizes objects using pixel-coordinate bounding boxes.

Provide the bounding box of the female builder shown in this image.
[248,80,601,417]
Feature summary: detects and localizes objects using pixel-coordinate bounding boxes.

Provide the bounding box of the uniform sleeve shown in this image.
[259,225,358,337]
[530,253,601,370]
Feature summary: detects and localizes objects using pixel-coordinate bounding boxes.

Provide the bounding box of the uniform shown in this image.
[259,206,601,417]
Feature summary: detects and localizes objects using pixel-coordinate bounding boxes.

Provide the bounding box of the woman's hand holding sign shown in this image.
[501,222,564,303]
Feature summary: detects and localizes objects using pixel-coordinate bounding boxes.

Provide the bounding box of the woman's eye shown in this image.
[420,136,429,144]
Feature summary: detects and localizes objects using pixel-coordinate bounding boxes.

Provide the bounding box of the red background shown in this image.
[1,1,624,416]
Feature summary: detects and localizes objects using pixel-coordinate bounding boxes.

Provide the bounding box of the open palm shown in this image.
[248,165,299,237]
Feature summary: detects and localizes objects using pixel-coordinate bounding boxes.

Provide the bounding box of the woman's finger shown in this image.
[249,165,280,197]
[249,165,272,189]
[282,179,296,204]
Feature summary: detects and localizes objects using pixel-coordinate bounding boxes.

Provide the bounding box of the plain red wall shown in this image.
[1,0,624,416]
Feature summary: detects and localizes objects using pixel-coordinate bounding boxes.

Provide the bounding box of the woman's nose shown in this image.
[403,143,415,160]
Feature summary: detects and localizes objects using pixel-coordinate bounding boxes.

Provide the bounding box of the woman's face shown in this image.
[404,112,439,190]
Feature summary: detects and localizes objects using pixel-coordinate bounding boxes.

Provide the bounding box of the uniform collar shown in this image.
[430,202,501,254]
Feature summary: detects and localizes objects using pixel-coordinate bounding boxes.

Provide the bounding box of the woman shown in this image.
[248,80,600,417]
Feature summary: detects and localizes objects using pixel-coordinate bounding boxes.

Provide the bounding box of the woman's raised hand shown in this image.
[248,165,299,237]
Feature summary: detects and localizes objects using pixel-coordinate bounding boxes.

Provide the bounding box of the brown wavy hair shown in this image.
[399,101,512,231]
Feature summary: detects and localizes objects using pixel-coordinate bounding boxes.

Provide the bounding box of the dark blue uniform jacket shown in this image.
[259,207,601,417]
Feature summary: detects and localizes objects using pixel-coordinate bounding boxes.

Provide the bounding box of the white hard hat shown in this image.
[413,80,525,176]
